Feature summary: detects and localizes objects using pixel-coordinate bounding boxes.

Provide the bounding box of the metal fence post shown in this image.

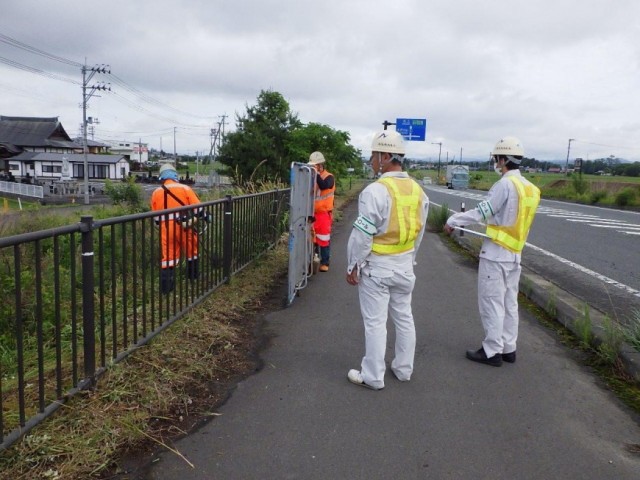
[223,195,233,283]
[460,202,465,237]
[80,216,96,383]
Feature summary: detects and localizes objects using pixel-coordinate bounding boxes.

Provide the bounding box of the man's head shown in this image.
[308,151,326,170]
[492,136,524,173]
[370,130,406,174]
[159,163,179,181]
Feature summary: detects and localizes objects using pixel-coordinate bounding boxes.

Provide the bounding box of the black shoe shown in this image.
[502,351,516,363]
[466,347,502,367]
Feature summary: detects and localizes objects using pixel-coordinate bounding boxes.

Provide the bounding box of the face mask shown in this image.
[494,162,502,175]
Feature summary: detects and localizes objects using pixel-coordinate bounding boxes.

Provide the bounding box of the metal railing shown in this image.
[0,188,289,450]
[0,180,44,199]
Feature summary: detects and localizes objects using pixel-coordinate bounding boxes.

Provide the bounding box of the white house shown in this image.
[0,116,129,183]
[7,151,129,181]
[108,140,149,164]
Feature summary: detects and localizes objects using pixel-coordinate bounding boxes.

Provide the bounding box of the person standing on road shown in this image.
[444,136,540,367]
[151,163,202,293]
[346,130,429,390]
[308,151,335,272]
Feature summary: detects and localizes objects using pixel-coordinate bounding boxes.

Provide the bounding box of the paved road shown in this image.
[144,200,640,480]
[425,185,640,322]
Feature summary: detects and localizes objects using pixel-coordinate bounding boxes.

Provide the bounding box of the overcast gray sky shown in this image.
[1,0,639,162]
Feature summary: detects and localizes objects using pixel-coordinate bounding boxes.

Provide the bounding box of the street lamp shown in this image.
[565,138,575,176]
[431,142,442,181]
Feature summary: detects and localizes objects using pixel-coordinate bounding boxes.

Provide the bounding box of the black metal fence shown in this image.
[0,189,289,451]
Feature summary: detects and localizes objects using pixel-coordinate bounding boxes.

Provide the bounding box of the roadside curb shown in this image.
[451,232,640,382]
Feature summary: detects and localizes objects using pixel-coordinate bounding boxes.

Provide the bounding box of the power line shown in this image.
[0,55,79,85]
[0,33,82,67]
[573,139,638,151]
[107,90,210,127]
[107,73,215,121]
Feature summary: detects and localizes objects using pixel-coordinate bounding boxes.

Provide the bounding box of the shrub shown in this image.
[620,309,640,352]
[614,187,637,207]
[105,177,145,210]
[589,190,608,204]
[572,174,589,195]
[427,203,450,232]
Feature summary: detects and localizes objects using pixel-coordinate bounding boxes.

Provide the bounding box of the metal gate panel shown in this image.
[286,162,316,306]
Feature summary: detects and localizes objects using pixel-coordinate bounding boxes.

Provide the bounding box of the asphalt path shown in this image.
[424,185,640,323]
[145,200,640,480]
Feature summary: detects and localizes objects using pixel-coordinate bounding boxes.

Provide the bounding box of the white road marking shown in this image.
[433,200,640,298]
[427,186,640,237]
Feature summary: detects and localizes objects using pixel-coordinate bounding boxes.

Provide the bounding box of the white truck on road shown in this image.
[445,165,470,189]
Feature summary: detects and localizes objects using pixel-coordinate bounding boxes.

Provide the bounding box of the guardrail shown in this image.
[0,188,289,450]
[0,180,44,199]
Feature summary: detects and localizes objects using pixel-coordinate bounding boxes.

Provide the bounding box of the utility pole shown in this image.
[82,63,110,205]
[565,138,575,176]
[219,114,227,143]
[138,138,142,164]
[460,147,463,164]
[173,127,177,162]
[431,142,442,180]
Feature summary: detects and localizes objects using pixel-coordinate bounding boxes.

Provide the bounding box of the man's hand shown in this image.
[444,224,455,235]
[346,265,359,285]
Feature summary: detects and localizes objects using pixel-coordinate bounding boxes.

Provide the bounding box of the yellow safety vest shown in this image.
[372,176,423,255]
[486,175,540,253]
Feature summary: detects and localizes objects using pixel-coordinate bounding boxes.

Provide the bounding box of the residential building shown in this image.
[0,115,129,183]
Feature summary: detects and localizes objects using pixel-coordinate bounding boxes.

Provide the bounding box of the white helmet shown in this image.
[371,130,405,155]
[159,163,177,174]
[492,136,524,159]
[308,151,326,165]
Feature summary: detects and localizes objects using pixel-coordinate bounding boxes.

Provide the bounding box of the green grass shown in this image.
[411,169,640,208]
[0,177,367,479]
[0,196,41,212]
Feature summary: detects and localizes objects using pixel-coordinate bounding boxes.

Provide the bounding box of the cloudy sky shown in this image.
[1,0,640,163]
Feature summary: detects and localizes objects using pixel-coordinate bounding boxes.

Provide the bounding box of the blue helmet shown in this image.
[159,163,179,181]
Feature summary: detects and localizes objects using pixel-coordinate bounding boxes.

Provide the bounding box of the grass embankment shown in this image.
[0,178,366,480]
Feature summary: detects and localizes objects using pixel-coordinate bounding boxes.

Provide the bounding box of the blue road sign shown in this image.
[396,118,427,141]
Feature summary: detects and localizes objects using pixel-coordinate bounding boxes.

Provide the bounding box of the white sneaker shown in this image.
[347,369,382,390]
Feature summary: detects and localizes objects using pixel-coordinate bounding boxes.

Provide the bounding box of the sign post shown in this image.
[395,118,427,142]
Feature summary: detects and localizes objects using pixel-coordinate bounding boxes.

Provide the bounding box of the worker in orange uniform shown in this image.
[308,151,335,272]
[151,163,202,293]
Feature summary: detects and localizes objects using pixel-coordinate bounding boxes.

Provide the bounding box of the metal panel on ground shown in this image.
[287,162,316,306]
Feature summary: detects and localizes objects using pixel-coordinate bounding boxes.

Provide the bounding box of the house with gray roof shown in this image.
[0,115,129,183]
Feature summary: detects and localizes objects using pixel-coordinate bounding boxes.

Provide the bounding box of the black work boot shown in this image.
[466,347,502,367]
[187,259,199,280]
[160,267,175,293]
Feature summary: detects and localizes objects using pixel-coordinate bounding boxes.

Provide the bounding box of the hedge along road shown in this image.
[424,184,640,323]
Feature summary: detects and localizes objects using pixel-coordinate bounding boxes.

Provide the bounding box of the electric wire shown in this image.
[0,55,79,85]
[0,33,82,67]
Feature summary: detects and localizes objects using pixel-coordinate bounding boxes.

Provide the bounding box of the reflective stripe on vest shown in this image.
[372,177,423,255]
[486,176,540,253]
[314,170,335,213]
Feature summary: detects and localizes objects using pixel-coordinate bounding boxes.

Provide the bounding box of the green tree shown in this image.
[287,122,362,178]
[218,90,301,183]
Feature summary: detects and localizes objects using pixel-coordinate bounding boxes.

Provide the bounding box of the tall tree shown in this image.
[217,90,301,183]
[288,122,362,178]
[217,91,363,184]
